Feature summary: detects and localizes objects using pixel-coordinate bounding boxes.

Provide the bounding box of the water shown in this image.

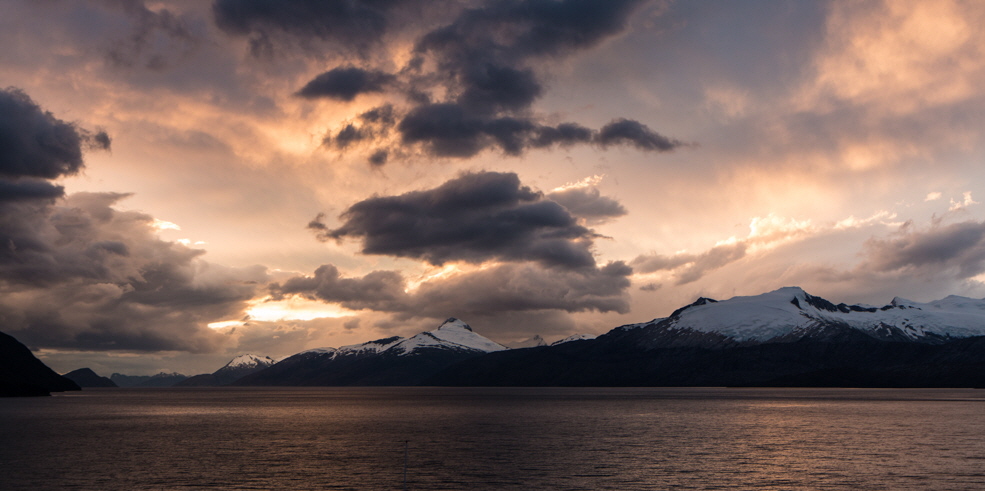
[2,387,985,490]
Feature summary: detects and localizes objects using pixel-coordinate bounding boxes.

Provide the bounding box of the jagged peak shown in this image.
[438,317,473,332]
[891,296,920,309]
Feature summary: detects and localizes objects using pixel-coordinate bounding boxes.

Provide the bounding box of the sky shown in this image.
[3,0,985,376]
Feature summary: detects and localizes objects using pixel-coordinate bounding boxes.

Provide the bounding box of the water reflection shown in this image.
[1,387,984,489]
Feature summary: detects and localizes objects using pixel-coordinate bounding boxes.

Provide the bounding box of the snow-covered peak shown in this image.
[437,318,473,332]
[891,297,921,309]
[286,319,506,360]
[223,354,275,370]
[393,319,507,355]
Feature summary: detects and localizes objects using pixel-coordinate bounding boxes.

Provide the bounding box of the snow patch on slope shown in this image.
[550,333,597,346]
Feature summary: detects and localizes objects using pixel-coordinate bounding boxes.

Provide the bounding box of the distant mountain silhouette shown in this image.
[63,368,117,388]
[0,330,79,396]
[110,372,188,387]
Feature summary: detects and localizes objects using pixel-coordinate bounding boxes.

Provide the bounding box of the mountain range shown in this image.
[239,287,985,388]
[9,286,985,392]
[432,287,985,387]
[63,368,116,388]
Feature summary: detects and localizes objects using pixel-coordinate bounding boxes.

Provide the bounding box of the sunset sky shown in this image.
[4,0,985,376]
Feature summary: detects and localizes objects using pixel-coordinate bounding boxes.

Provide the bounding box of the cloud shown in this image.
[105,1,202,71]
[295,67,395,101]
[314,171,607,269]
[250,0,685,161]
[212,0,418,54]
[277,264,408,312]
[273,260,631,319]
[288,169,633,330]
[861,220,985,279]
[547,185,627,224]
[0,192,265,352]
[630,212,881,286]
[632,242,748,286]
[390,104,680,158]
[949,191,978,212]
[595,118,684,151]
[0,87,262,354]
[0,87,109,180]
[0,179,65,203]
[410,261,632,316]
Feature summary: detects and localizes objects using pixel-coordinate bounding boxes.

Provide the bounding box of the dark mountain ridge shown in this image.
[0,330,80,396]
[63,368,117,388]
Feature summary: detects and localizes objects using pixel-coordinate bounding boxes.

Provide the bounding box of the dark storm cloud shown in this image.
[395,104,672,158]
[547,186,627,224]
[0,87,107,180]
[295,67,395,101]
[313,171,600,269]
[861,220,985,279]
[396,104,537,157]
[325,124,369,149]
[0,179,65,202]
[272,260,632,319]
[530,123,593,147]
[596,118,684,151]
[412,0,645,70]
[212,0,414,53]
[258,0,685,161]
[411,261,632,316]
[277,264,408,312]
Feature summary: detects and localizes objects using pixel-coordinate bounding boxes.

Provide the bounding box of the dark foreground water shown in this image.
[2,388,985,490]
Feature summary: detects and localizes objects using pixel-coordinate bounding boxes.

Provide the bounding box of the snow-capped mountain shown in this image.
[300,318,507,360]
[431,288,985,387]
[607,287,985,349]
[236,318,507,386]
[176,353,275,386]
[218,354,276,372]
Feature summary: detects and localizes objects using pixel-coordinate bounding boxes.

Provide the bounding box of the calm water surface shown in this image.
[2,387,985,490]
